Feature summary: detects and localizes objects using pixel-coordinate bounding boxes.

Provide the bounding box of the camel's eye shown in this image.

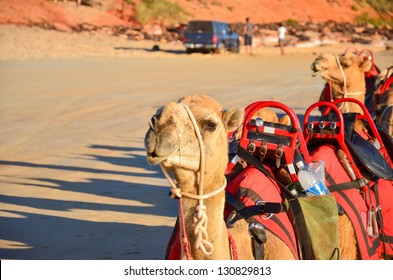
[202,120,217,132]
[339,55,352,67]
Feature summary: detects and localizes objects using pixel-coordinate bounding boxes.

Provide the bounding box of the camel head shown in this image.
[145,95,244,193]
[311,52,372,115]
[311,52,372,100]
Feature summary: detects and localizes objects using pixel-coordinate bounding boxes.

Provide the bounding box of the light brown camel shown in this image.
[312,52,393,142]
[311,52,372,117]
[310,52,372,258]
[313,52,393,139]
[310,52,392,259]
[144,95,294,260]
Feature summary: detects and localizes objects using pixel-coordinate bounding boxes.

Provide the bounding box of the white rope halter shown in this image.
[159,103,226,256]
[334,55,365,113]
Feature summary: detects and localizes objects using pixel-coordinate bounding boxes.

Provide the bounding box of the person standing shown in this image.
[278,23,287,55]
[244,17,254,55]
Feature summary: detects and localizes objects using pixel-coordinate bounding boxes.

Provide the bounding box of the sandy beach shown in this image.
[0,25,392,259]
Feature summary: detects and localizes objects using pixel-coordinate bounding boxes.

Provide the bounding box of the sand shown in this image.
[0,24,392,259]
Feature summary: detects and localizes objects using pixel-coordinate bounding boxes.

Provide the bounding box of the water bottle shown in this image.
[296,161,330,196]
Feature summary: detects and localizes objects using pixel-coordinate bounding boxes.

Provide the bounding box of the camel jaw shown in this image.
[311,60,328,78]
[145,127,200,171]
[146,153,167,165]
[147,151,200,171]
[312,69,325,77]
[146,148,179,165]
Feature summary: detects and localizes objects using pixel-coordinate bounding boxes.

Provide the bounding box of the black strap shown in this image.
[287,198,314,260]
[226,191,284,225]
[252,239,264,260]
[249,225,266,260]
[231,204,284,225]
[226,191,247,213]
[226,192,267,260]
[374,181,386,259]
[374,181,393,259]
[240,203,284,216]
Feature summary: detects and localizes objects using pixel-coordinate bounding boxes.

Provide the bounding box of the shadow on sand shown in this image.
[0,143,177,260]
[115,46,186,55]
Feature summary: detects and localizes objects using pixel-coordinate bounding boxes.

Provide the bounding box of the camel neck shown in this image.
[180,178,230,260]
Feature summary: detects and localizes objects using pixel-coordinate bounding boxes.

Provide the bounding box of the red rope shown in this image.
[227,230,239,260]
[179,197,192,260]
[329,80,333,102]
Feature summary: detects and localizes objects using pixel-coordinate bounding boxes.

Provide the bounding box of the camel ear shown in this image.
[340,56,352,67]
[223,107,244,131]
[279,115,291,126]
[360,59,372,72]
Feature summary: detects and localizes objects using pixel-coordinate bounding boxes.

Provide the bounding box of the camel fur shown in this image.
[144,95,294,260]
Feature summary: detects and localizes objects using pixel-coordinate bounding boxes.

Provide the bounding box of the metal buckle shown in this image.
[255,118,263,127]
[256,200,274,220]
[275,144,283,168]
[259,141,267,161]
[260,142,267,156]
[319,121,325,137]
[307,122,314,138]
[330,121,336,137]
[248,221,266,238]
[248,142,256,153]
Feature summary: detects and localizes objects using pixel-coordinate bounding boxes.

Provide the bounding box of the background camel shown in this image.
[311,51,372,116]
[309,57,393,258]
[144,95,294,259]
[304,54,378,258]
[317,48,381,116]
[311,52,393,139]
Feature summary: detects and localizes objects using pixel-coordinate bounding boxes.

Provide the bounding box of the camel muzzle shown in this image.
[311,61,326,77]
[145,108,181,165]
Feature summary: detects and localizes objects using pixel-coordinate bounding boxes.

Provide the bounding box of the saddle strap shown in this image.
[225,192,268,260]
[226,191,284,225]
[286,197,314,260]
[374,182,393,259]
[249,224,266,260]
[325,175,368,192]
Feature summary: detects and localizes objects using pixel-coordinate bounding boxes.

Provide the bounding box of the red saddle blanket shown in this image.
[310,144,393,259]
[225,165,299,259]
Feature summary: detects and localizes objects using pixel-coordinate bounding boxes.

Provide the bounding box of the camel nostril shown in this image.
[311,63,321,72]
[149,115,159,132]
[149,151,158,158]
